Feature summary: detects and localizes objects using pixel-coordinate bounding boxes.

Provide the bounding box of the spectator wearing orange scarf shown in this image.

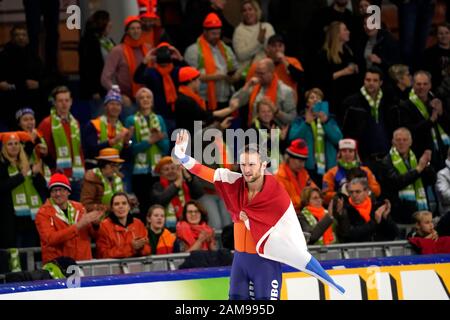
[176,201,217,252]
[330,177,398,243]
[101,16,150,108]
[300,187,335,245]
[232,58,297,128]
[184,13,239,111]
[134,42,187,132]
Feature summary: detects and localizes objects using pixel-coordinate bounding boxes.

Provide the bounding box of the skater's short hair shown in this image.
[241,143,270,164]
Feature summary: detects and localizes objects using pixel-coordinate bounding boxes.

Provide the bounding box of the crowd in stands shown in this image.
[1,0,450,274]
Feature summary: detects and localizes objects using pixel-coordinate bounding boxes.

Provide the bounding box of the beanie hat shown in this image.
[0,131,32,144]
[15,108,35,121]
[203,13,222,29]
[179,66,201,83]
[104,85,122,105]
[286,138,308,160]
[48,173,72,192]
[124,16,141,30]
[338,138,357,150]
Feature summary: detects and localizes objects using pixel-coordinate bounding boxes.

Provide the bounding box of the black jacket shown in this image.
[391,98,450,170]
[355,29,401,76]
[342,91,394,162]
[334,195,398,243]
[379,152,437,224]
[0,158,48,248]
[151,176,204,207]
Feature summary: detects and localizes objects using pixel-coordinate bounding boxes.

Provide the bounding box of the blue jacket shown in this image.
[288,114,342,173]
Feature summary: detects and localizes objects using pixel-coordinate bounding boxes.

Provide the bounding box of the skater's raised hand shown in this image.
[174,129,189,159]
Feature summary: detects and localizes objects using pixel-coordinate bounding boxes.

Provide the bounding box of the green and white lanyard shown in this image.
[50,108,85,179]
[409,89,450,150]
[133,112,163,175]
[361,86,383,123]
[99,115,125,151]
[50,198,78,225]
[390,147,428,210]
[92,168,124,206]
[310,118,326,175]
[8,166,42,220]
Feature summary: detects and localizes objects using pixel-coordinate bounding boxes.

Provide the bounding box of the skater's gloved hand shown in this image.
[173,129,189,160]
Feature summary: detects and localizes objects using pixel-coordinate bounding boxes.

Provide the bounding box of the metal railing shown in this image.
[1,241,414,276]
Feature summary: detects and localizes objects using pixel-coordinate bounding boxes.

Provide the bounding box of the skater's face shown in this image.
[111,194,130,219]
[240,152,265,184]
[19,114,36,132]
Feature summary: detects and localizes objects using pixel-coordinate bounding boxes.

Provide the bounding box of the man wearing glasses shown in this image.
[329,177,398,243]
[35,173,103,264]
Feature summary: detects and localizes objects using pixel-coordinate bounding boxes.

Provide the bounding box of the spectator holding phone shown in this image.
[134,42,187,135]
[288,88,342,184]
[96,192,151,258]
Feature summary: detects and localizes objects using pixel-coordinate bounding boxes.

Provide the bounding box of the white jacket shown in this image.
[436,159,450,215]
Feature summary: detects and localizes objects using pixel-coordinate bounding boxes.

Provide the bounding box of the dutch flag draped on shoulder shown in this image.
[173,132,345,295]
[213,168,345,295]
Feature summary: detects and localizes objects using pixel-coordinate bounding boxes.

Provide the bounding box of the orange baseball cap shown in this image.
[179,66,200,83]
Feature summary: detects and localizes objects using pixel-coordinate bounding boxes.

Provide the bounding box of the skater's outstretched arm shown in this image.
[172,129,215,183]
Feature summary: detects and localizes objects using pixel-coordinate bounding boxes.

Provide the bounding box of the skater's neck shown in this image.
[247,175,264,193]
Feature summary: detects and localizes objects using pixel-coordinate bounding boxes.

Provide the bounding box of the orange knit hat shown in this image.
[203,13,222,29]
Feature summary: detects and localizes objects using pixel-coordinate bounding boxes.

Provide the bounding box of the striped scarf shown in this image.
[92,168,124,206]
[50,199,78,225]
[390,147,428,210]
[409,89,450,150]
[133,112,162,175]
[99,115,125,151]
[50,108,84,179]
[301,206,335,245]
[310,118,326,175]
[8,166,42,220]
[360,86,383,123]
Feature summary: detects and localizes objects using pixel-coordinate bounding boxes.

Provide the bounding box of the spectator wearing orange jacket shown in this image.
[35,173,103,264]
[146,204,179,254]
[96,192,150,259]
[322,138,381,205]
[275,139,318,212]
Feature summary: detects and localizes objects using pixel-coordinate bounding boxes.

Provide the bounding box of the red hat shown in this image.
[48,173,72,192]
[286,139,308,160]
[179,66,201,83]
[124,16,141,29]
[0,131,32,144]
[137,0,159,19]
[203,13,222,29]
